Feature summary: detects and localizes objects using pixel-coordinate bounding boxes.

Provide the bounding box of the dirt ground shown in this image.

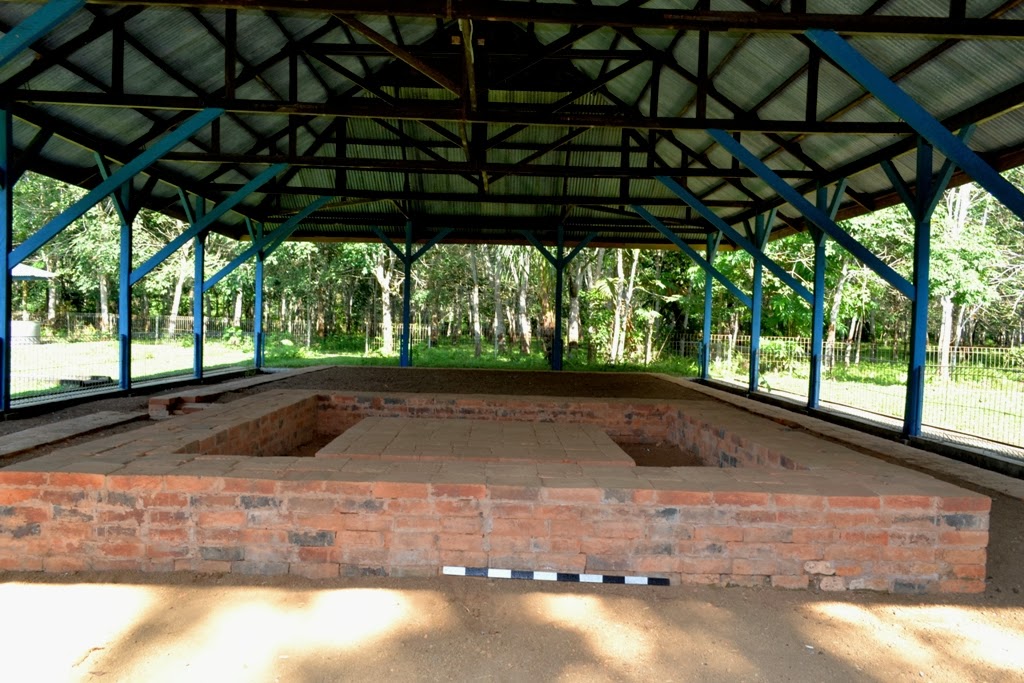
[1,366,1023,681]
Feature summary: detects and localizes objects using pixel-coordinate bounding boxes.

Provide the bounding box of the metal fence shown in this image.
[9,314,1023,454]
[704,335,1024,452]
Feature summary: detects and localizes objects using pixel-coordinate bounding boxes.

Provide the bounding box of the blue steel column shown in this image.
[118,198,132,390]
[552,226,565,371]
[254,222,265,369]
[808,227,826,409]
[905,140,934,437]
[748,215,771,393]
[0,110,12,411]
[400,222,413,367]
[700,232,719,381]
[192,200,205,379]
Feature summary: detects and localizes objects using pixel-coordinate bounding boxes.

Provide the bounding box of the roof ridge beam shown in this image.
[80,2,1024,39]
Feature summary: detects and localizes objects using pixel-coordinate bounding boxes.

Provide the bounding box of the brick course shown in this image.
[0,388,991,593]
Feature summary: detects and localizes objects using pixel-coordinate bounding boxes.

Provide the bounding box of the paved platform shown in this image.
[316,417,635,466]
[148,366,328,418]
[0,411,147,459]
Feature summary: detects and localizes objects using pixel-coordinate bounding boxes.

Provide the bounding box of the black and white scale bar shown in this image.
[443,566,669,586]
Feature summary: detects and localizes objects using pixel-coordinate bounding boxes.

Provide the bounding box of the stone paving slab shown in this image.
[0,411,148,458]
[316,416,636,466]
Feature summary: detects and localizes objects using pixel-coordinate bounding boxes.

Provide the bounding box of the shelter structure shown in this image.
[2,0,1024,442]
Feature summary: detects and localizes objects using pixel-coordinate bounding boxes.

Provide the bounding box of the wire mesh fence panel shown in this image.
[923,346,1024,448]
[9,310,1024,452]
[9,339,120,403]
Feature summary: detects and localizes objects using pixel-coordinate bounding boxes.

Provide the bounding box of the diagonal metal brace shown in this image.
[203,195,331,294]
[656,175,812,303]
[131,162,284,286]
[708,128,915,300]
[9,108,224,270]
[633,205,752,309]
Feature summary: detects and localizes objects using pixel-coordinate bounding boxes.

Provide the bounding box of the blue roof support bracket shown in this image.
[707,129,915,301]
[520,227,598,370]
[807,29,1024,224]
[748,211,775,394]
[0,0,84,69]
[203,195,332,294]
[883,136,963,438]
[807,181,846,409]
[131,162,285,287]
[371,223,452,367]
[655,175,811,304]
[1,110,13,411]
[96,154,138,390]
[632,205,752,309]
[9,108,224,271]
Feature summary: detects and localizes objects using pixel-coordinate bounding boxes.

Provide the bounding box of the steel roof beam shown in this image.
[76,2,1024,39]
[10,91,915,135]
[264,191,752,208]
[808,28,1024,224]
[709,128,914,300]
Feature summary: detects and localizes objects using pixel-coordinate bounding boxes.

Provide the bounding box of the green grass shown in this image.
[10,338,254,398]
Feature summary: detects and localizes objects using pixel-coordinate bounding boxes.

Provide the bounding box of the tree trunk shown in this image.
[644,252,663,365]
[232,289,243,327]
[373,250,396,355]
[825,262,852,371]
[516,249,531,354]
[45,254,58,322]
[487,246,506,354]
[168,248,189,337]
[610,250,625,362]
[844,316,858,366]
[938,184,972,380]
[617,249,640,362]
[97,273,110,332]
[568,259,583,356]
[469,246,482,357]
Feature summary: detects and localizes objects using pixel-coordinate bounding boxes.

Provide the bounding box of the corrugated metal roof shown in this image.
[1,1,1023,249]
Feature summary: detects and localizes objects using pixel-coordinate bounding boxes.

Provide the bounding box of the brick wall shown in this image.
[0,389,991,593]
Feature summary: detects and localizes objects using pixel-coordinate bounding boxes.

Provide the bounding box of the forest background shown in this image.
[8,170,1024,449]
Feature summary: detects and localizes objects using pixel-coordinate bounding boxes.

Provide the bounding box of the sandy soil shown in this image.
[1,366,1022,681]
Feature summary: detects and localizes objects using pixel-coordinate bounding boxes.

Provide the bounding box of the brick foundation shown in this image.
[0,388,991,593]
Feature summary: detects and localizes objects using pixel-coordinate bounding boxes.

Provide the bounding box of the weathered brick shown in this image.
[200,546,245,562]
[288,530,336,547]
[289,562,340,579]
